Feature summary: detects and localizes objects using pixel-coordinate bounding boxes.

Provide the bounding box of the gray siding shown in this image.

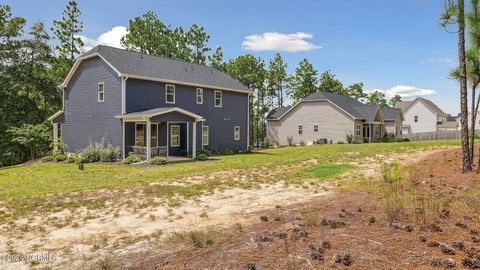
[126,79,248,151]
[61,57,122,152]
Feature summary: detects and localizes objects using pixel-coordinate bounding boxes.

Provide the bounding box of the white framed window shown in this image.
[356,125,362,136]
[414,115,418,122]
[98,82,104,102]
[314,125,319,132]
[170,125,180,147]
[214,90,222,107]
[196,88,203,104]
[166,84,175,104]
[298,125,303,135]
[234,126,240,141]
[202,126,209,145]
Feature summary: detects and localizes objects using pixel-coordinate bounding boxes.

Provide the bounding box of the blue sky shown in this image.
[6,0,461,114]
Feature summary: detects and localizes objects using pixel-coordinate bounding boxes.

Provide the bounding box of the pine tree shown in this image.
[287,58,318,102]
[267,53,288,107]
[209,46,224,71]
[52,0,84,62]
[187,24,211,64]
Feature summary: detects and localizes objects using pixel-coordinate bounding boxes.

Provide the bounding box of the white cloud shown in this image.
[78,26,127,51]
[420,57,454,64]
[242,32,321,52]
[368,85,437,98]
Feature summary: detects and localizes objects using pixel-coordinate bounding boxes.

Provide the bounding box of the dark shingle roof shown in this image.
[381,108,402,120]
[82,45,249,92]
[267,91,380,122]
[266,106,291,120]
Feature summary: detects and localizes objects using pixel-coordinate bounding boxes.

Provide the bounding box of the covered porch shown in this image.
[116,107,204,161]
[362,122,384,142]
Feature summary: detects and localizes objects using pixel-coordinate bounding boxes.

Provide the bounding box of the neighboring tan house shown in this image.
[394,97,448,134]
[48,45,250,160]
[266,92,384,145]
[381,108,404,136]
[437,114,459,131]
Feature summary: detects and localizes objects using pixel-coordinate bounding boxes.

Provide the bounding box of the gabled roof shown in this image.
[395,97,447,117]
[267,91,382,122]
[266,106,291,120]
[61,45,250,93]
[381,108,404,121]
[115,107,204,121]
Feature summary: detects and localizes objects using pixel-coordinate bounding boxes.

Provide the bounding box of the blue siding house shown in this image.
[48,45,250,159]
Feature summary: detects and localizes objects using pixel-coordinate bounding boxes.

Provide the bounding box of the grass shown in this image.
[0,140,458,200]
[304,163,355,179]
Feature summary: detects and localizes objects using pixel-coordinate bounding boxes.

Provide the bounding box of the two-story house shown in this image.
[48,45,250,160]
[394,97,448,134]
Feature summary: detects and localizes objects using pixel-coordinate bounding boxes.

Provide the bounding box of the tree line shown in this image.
[0,1,401,166]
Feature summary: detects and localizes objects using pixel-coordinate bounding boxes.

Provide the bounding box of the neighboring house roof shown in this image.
[266,106,291,120]
[395,97,447,116]
[381,108,404,121]
[447,114,459,121]
[115,107,204,121]
[60,45,250,93]
[267,91,382,122]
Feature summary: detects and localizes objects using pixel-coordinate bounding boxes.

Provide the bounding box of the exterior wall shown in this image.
[384,119,402,135]
[266,101,355,145]
[353,119,364,141]
[403,101,437,133]
[60,57,122,152]
[125,78,248,151]
[457,111,480,130]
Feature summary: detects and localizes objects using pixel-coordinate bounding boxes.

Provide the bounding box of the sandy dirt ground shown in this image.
[0,147,453,269]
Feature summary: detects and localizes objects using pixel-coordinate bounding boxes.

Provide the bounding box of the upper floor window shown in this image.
[314,125,319,132]
[414,115,418,122]
[98,82,104,102]
[214,90,222,107]
[166,84,175,104]
[196,88,203,104]
[234,126,240,141]
[298,125,303,135]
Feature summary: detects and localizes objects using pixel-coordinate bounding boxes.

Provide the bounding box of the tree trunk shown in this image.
[458,0,472,173]
[471,83,478,164]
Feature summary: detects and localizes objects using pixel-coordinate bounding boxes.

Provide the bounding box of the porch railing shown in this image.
[131,146,167,158]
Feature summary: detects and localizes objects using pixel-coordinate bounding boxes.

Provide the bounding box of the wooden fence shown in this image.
[402,130,461,141]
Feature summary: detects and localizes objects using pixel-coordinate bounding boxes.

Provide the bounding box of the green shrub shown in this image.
[382,133,395,143]
[244,148,253,154]
[299,140,305,146]
[287,136,294,146]
[122,155,142,164]
[197,149,211,156]
[179,150,189,157]
[345,133,354,144]
[221,148,234,155]
[65,156,76,164]
[54,154,67,162]
[195,153,208,161]
[337,141,345,144]
[149,156,167,165]
[80,142,102,163]
[0,162,3,167]
[100,144,120,162]
[42,156,54,162]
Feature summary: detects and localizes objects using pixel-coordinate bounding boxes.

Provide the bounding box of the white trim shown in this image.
[201,121,204,150]
[48,110,64,122]
[165,84,175,104]
[214,90,222,107]
[121,76,128,114]
[146,119,151,160]
[192,121,197,159]
[123,74,251,94]
[187,122,189,153]
[196,88,203,104]
[234,126,240,141]
[269,99,358,121]
[59,53,122,89]
[170,124,180,147]
[116,107,203,122]
[53,123,59,151]
[122,121,125,159]
[98,82,105,102]
[202,125,209,146]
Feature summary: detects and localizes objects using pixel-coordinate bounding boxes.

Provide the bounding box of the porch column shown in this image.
[192,121,197,159]
[146,119,151,160]
[52,123,58,151]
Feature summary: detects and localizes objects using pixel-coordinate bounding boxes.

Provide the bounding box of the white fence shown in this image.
[402,130,461,141]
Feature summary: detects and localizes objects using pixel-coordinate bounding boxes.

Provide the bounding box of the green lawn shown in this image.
[0,140,458,200]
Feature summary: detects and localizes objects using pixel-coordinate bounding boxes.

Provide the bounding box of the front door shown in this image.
[168,123,187,156]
